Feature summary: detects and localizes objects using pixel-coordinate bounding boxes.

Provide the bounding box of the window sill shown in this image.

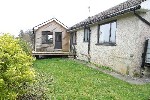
[95,42,116,46]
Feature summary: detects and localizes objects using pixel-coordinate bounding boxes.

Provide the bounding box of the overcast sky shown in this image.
[0,0,126,36]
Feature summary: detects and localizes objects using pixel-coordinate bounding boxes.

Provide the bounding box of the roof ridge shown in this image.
[34,18,68,29]
[68,0,147,31]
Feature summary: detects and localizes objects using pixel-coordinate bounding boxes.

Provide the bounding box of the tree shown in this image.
[18,29,34,50]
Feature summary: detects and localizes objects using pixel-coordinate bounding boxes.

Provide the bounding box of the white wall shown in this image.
[75,11,150,76]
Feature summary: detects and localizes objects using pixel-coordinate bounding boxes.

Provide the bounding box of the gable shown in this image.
[34,18,68,32]
[35,20,67,33]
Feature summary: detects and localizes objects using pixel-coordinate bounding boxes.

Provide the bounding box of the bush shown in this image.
[18,38,32,56]
[0,34,35,99]
[17,71,53,100]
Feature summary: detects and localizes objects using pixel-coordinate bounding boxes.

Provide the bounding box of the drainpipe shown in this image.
[32,27,36,51]
[133,11,150,69]
[87,16,92,62]
[70,32,76,59]
[88,27,91,62]
[141,40,149,69]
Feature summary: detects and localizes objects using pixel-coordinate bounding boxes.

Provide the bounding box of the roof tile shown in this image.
[68,0,146,31]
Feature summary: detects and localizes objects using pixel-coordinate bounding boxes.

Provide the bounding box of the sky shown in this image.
[0,0,126,36]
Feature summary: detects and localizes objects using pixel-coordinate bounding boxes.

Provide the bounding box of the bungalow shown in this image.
[32,18,71,56]
[68,0,150,76]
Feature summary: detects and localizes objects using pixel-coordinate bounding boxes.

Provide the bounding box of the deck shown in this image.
[32,51,75,56]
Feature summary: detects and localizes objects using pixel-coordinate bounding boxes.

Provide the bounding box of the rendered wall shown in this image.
[75,12,150,76]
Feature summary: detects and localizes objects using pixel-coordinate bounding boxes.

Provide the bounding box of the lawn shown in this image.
[33,58,150,100]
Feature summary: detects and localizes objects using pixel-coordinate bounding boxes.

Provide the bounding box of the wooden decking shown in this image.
[32,51,75,56]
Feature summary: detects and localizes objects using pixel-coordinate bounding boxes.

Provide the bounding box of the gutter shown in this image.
[134,11,150,26]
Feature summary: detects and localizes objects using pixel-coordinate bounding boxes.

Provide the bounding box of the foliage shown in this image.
[18,29,34,50]
[17,70,53,100]
[18,38,32,56]
[34,58,150,100]
[0,34,35,99]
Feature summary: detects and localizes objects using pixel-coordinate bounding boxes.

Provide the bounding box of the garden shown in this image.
[0,34,150,100]
[34,58,150,100]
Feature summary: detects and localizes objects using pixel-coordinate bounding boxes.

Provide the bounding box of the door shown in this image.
[55,32,62,49]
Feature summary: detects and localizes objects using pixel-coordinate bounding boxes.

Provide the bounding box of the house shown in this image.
[68,0,150,76]
[32,18,71,56]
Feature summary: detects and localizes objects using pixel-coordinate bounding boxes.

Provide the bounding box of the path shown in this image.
[75,60,150,85]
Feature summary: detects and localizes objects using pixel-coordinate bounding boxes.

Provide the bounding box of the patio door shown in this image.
[54,32,62,49]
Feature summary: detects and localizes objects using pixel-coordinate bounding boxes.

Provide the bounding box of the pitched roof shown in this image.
[34,18,68,30]
[68,0,147,31]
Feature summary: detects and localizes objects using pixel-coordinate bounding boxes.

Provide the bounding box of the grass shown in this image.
[92,63,114,71]
[33,58,150,100]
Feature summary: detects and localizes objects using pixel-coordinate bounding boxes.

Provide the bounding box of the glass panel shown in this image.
[84,28,89,42]
[56,33,62,42]
[48,34,53,43]
[42,31,53,44]
[99,23,110,43]
[110,22,116,43]
[42,34,47,43]
[48,35,52,39]
[87,29,89,41]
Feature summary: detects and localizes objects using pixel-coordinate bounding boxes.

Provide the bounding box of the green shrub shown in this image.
[18,38,32,56]
[17,71,53,100]
[0,34,35,99]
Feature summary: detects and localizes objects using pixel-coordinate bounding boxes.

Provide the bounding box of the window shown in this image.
[48,34,53,43]
[97,21,116,45]
[84,28,90,42]
[72,32,77,44]
[42,31,53,44]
